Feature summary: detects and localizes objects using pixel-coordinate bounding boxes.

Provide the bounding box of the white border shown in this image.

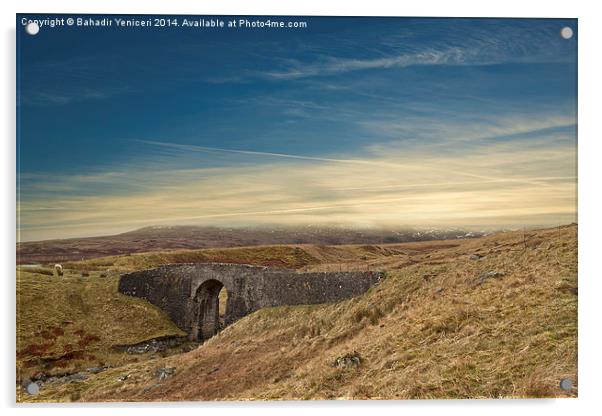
[2,1,601,415]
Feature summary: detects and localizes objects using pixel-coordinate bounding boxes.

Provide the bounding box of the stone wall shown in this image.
[118,263,383,341]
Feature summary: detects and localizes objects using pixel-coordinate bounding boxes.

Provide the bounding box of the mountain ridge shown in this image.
[17,224,487,264]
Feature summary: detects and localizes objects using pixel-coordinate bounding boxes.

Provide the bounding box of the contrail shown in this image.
[134,139,556,187]
[134,139,420,169]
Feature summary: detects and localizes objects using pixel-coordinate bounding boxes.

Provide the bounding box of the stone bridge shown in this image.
[118,263,383,341]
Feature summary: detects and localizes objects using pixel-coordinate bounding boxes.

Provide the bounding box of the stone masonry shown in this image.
[118,263,383,341]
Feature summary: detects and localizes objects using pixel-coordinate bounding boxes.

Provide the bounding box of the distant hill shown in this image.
[17,225,484,264]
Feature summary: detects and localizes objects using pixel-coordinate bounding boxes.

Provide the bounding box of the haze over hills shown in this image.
[17,224,487,264]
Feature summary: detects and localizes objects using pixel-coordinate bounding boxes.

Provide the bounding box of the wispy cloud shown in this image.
[134,136,571,188]
[261,49,465,79]
[18,53,133,106]
[19,86,131,106]
[236,21,575,81]
[18,116,576,241]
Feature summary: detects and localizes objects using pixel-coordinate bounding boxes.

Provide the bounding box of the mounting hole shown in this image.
[560,27,573,40]
[559,378,573,390]
[26,382,39,395]
[25,22,40,36]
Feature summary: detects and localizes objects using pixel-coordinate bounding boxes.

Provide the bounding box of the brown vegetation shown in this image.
[18,224,577,402]
[17,225,478,264]
[16,269,186,387]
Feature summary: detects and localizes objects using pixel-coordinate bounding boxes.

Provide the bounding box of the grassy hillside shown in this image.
[19,225,577,402]
[59,238,466,274]
[16,268,186,395]
[61,245,322,272]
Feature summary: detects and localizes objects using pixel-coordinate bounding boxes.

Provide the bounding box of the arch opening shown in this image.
[193,279,228,341]
[218,285,228,328]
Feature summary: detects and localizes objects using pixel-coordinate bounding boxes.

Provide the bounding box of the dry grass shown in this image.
[19,266,55,276]
[16,268,186,398]
[59,238,468,275]
[20,225,577,402]
[62,245,322,273]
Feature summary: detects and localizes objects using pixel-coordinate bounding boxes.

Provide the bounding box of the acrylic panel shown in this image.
[16,14,577,402]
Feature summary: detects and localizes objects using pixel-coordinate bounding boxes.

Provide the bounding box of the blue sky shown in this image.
[17,16,577,241]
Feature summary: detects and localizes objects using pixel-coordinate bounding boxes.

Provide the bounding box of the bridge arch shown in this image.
[118,263,383,342]
[191,279,228,341]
